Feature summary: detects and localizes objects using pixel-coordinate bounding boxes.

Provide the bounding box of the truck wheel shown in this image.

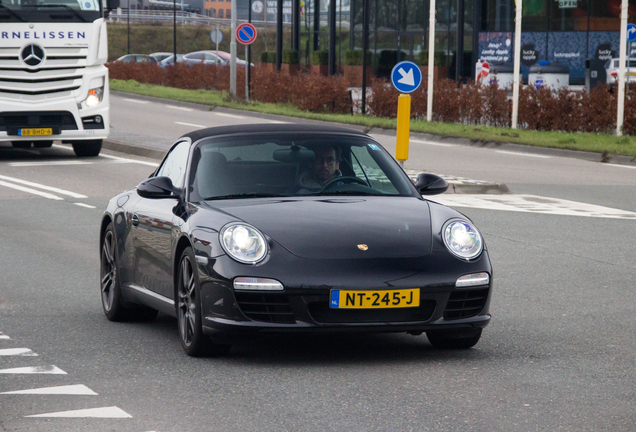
[72,139,102,157]
[11,141,32,149]
[33,141,53,148]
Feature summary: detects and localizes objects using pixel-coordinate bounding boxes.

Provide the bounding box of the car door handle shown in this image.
[131,213,139,226]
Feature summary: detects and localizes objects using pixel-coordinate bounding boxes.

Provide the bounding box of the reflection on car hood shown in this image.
[206,196,432,259]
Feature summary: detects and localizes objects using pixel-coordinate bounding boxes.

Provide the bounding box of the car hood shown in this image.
[204,197,432,260]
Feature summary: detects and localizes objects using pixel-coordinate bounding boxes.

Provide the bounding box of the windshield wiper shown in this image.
[204,193,285,201]
[21,4,87,22]
[0,5,26,21]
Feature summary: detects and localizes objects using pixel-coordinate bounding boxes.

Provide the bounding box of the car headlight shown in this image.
[443,220,483,260]
[220,223,268,264]
[84,87,104,107]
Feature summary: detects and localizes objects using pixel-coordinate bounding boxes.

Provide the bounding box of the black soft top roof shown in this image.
[181,123,368,143]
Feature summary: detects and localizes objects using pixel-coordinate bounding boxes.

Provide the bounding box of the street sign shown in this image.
[236,23,257,46]
[628,23,636,42]
[252,0,263,13]
[390,61,422,93]
[210,29,223,44]
[481,61,490,78]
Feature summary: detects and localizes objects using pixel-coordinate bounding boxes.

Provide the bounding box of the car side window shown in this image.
[188,53,203,60]
[156,141,190,188]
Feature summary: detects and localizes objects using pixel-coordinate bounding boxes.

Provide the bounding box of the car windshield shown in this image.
[0,0,101,21]
[188,134,416,201]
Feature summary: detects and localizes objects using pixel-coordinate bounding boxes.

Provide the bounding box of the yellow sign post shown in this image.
[395,94,411,165]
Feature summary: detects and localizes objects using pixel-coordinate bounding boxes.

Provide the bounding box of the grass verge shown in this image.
[110,79,636,158]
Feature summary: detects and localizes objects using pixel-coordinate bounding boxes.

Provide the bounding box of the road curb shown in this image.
[102,139,165,160]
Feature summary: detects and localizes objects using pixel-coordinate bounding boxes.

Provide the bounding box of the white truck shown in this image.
[0,0,118,157]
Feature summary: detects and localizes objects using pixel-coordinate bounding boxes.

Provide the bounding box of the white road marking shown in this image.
[604,163,636,169]
[165,104,192,111]
[495,150,551,159]
[0,332,9,340]
[124,98,148,104]
[430,194,636,219]
[98,153,159,167]
[9,161,93,167]
[0,174,87,198]
[26,406,132,418]
[267,120,288,124]
[175,121,207,128]
[213,112,245,119]
[0,348,37,356]
[1,384,98,395]
[410,139,455,147]
[0,365,67,374]
[74,203,97,209]
[0,180,62,200]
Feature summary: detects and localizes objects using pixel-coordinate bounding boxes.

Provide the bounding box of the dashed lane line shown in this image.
[123,98,148,104]
[0,174,87,198]
[410,139,456,147]
[0,180,63,200]
[0,332,9,340]
[175,121,207,128]
[165,104,193,111]
[213,112,245,119]
[98,153,159,167]
[25,406,133,418]
[1,384,98,396]
[495,150,552,159]
[9,161,94,167]
[0,348,37,356]
[603,163,636,170]
[0,365,67,374]
[74,203,97,209]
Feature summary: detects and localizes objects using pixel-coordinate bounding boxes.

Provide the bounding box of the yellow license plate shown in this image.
[330,288,420,309]
[19,128,52,136]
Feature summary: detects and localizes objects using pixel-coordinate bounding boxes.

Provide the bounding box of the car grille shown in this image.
[0,111,78,132]
[234,292,296,324]
[444,289,489,320]
[0,47,87,100]
[308,300,436,324]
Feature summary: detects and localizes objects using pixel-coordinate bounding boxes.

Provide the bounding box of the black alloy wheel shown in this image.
[176,247,231,357]
[101,223,157,322]
[100,223,128,321]
[426,328,483,349]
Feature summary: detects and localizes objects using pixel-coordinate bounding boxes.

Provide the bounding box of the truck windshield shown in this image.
[0,0,101,22]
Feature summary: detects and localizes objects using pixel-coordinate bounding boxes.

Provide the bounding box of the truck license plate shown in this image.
[19,128,53,136]
[330,289,420,309]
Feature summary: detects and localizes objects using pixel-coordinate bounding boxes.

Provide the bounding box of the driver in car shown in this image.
[292,145,343,194]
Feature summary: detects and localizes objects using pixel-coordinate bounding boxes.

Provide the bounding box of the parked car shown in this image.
[182,51,227,67]
[210,50,254,67]
[114,54,158,65]
[159,54,185,68]
[99,124,493,357]
[605,57,636,88]
[149,52,173,63]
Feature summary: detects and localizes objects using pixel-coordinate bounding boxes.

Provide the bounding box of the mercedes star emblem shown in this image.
[20,44,45,67]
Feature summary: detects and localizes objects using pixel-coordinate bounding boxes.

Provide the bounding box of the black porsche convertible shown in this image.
[100,124,492,356]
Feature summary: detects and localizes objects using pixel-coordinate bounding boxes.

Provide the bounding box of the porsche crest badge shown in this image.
[357,244,369,251]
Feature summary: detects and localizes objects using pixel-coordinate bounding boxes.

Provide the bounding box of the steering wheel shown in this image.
[319,176,368,192]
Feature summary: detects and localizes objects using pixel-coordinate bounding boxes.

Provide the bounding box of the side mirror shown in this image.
[137,176,181,199]
[414,173,449,195]
[106,0,120,10]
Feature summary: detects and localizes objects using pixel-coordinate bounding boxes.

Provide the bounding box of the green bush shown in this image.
[344,49,373,66]
[282,49,299,65]
[378,50,408,66]
[416,51,448,66]
[260,51,270,63]
[311,50,329,65]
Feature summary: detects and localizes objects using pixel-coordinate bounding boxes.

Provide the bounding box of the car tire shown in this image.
[72,139,102,157]
[11,141,32,149]
[101,222,158,322]
[33,141,53,148]
[426,328,482,349]
[176,247,231,357]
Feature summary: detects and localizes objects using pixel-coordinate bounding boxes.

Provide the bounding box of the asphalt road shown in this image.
[0,98,635,431]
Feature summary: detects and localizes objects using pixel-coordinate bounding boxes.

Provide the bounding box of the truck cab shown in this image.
[0,0,118,156]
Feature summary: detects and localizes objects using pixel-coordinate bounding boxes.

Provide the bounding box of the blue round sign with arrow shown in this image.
[628,23,636,42]
[390,61,423,93]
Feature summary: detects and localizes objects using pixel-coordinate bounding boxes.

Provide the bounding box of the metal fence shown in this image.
[107,9,288,28]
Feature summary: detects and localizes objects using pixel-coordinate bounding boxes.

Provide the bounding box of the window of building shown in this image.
[219,8,223,17]
[211,8,216,16]
[226,8,231,18]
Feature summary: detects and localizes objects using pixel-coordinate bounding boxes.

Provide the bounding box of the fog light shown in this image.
[233,277,283,291]
[94,115,102,124]
[456,272,490,288]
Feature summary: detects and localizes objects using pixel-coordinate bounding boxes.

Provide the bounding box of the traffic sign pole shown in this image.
[396,95,411,165]
[426,0,436,122]
[230,0,237,97]
[511,0,522,130]
[617,0,629,136]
